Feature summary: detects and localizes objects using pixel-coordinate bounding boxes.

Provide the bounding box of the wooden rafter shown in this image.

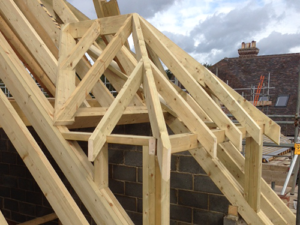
[54,15,133,124]
[0,64,89,225]
[0,0,292,224]
[89,60,144,161]
[0,211,8,225]
[0,27,133,225]
[140,17,243,151]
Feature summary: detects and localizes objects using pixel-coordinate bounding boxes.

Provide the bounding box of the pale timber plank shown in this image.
[101,0,121,17]
[218,142,291,225]
[143,143,156,225]
[89,60,143,161]
[21,0,60,46]
[0,14,55,96]
[244,137,262,212]
[0,211,8,225]
[151,61,217,157]
[0,31,132,225]
[187,147,272,223]
[62,131,196,154]
[61,21,101,70]
[25,0,113,107]
[167,120,273,225]
[75,106,150,117]
[55,24,76,123]
[132,15,171,225]
[107,134,151,146]
[132,13,172,176]
[155,156,162,225]
[170,133,198,153]
[0,81,88,225]
[203,76,262,144]
[0,0,58,84]
[93,0,105,18]
[54,15,133,124]
[94,143,108,189]
[14,0,59,58]
[18,213,58,225]
[68,15,132,38]
[140,18,242,151]
[141,18,280,144]
[146,44,213,122]
[14,0,93,107]
[52,0,78,24]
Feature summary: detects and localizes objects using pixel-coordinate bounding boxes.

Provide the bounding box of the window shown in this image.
[259,96,269,101]
[275,95,289,107]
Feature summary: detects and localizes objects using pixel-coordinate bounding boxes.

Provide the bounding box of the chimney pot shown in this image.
[238,40,259,58]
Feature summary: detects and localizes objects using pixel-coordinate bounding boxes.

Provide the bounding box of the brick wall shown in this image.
[0,124,229,225]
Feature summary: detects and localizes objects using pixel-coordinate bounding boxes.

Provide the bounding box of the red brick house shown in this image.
[209,41,300,136]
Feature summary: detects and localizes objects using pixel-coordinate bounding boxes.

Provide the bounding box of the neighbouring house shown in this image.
[209,41,300,136]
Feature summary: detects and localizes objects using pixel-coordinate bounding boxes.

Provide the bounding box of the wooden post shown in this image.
[244,137,262,212]
[155,157,162,225]
[94,143,108,188]
[143,139,156,225]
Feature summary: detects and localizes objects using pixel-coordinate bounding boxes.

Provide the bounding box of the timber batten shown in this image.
[0,0,294,224]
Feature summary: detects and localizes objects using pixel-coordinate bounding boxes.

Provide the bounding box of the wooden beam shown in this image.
[18,213,58,225]
[155,156,162,225]
[0,0,58,84]
[143,142,156,225]
[167,118,272,224]
[170,133,198,153]
[0,14,55,96]
[133,13,172,173]
[132,14,171,225]
[0,31,133,225]
[100,0,121,17]
[141,18,280,144]
[140,17,242,151]
[22,0,114,107]
[0,211,8,225]
[68,15,132,38]
[0,79,88,225]
[218,141,295,224]
[55,24,76,124]
[244,137,262,212]
[75,106,150,117]
[60,21,100,70]
[146,44,213,122]
[88,60,143,161]
[14,0,59,57]
[93,0,105,18]
[201,73,262,144]
[54,15,133,124]
[57,3,143,107]
[18,0,61,47]
[151,61,217,157]
[94,143,108,189]
[62,131,196,155]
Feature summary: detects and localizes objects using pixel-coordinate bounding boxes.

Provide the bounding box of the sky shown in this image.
[68,0,300,65]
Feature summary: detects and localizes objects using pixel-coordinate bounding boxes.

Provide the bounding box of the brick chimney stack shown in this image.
[238,41,259,58]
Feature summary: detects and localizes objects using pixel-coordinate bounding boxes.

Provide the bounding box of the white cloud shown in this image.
[66,0,300,65]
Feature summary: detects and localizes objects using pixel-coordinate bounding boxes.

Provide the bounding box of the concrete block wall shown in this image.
[0,123,230,225]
